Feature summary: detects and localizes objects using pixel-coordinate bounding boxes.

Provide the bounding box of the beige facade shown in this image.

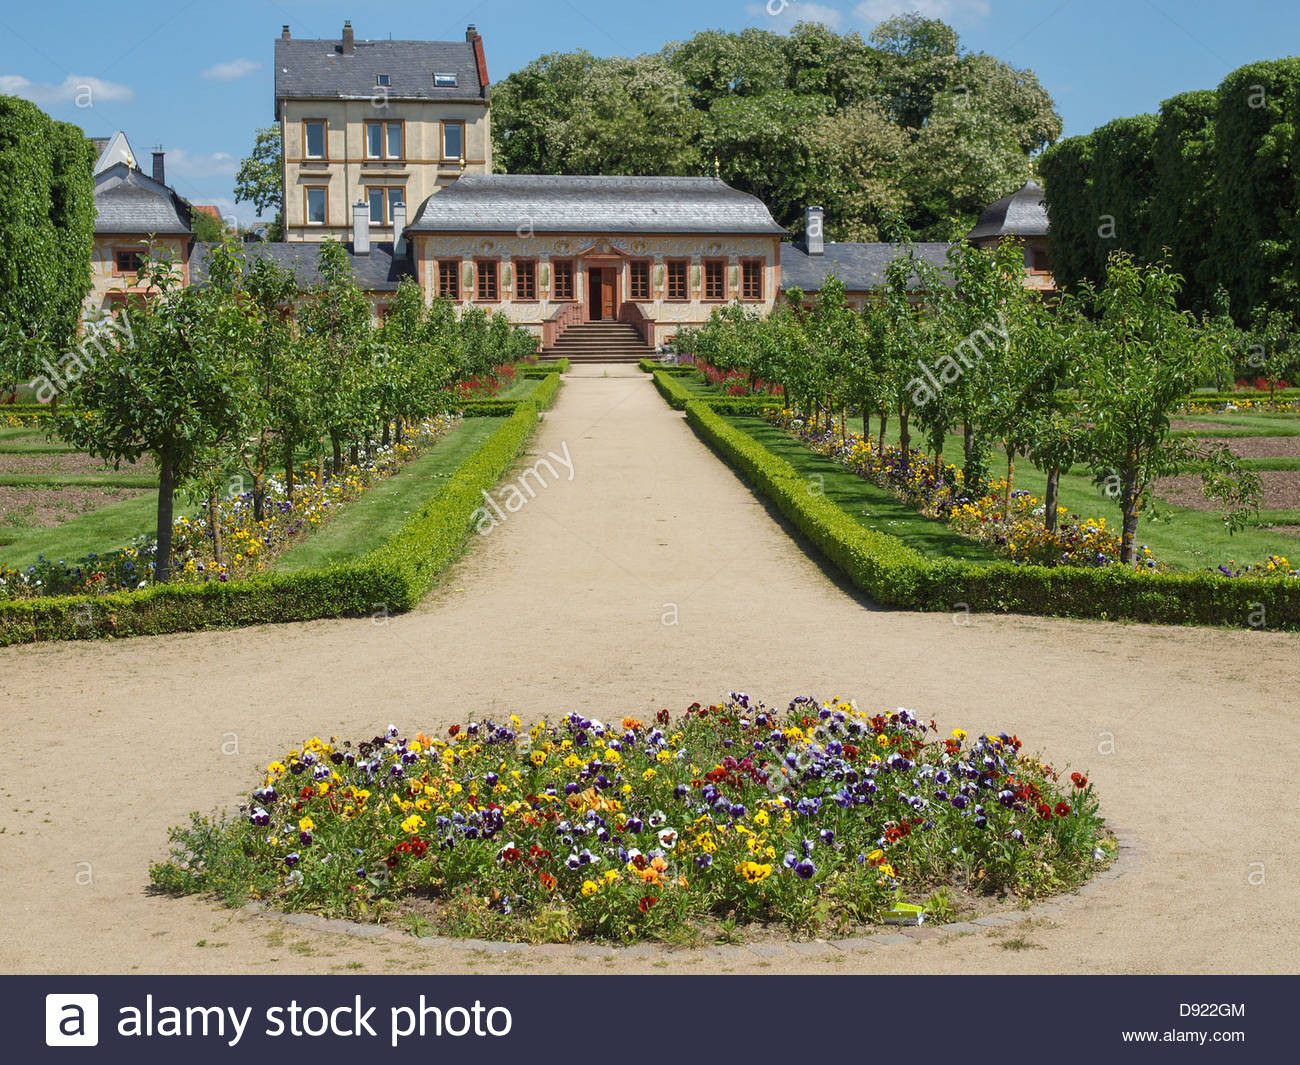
[87,236,189,319]
[409,231,782,348]
[280,99,491,242]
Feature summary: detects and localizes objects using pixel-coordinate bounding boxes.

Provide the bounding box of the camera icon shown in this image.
[46,994,99,1047]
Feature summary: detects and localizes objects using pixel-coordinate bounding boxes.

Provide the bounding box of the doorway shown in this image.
[586,267,617,321]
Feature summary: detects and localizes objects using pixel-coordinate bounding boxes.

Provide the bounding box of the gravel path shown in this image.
[1,365,1296,975]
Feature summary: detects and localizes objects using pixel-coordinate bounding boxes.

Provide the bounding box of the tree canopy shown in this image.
[491,17,1060,240]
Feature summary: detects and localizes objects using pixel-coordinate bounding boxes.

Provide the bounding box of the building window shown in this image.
[629,260,651,300]
[1031,249,1051,272]
[365,120,404,160]
[703,259,727,301]
[113,248,145,275]
[434,73,458,87]
[442,121,465,161]
[741,259,764,301]
[376,73,391,87]
[303,120,326,160]
[366,186,405,224]
[666,259,689,301]
[475,259,499,301]
[514,259,537,301]
[305,186,327,225]
[437,259,460,300]
[552,259,574,300]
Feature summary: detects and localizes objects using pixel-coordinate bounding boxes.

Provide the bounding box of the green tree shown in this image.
[0,96,95,392]
[1076,253,1257,564]
[234,127,284,240]
[58,245,253,582]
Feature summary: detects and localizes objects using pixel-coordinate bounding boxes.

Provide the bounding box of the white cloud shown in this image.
[201,58,261,81]
[0,73,133,107]
[854,1,991,25]
[163,148,239,179]
[746,2,845,31]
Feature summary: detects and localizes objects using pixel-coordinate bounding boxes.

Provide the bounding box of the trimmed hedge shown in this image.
[0,398,551,645]
[650,369,787,415]
[639,359,698,376]
[685,402,1300,630]
[518,358,569,376]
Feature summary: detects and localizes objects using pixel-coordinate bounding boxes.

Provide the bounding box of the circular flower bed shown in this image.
[151,694,1111,943]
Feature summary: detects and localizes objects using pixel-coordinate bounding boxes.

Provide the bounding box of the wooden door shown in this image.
[601,268,615,320]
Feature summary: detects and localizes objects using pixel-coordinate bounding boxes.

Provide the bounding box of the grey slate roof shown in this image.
[965,180,1050,241]
[780,242,954,293]
[189,241,415,293]
[94,163,191,236]
[407,174,786,235]
[274,37,486,104]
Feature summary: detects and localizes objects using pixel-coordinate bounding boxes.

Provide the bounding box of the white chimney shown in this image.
[352,201,370,255]
[392,201,407,256]
[805,206,824,256]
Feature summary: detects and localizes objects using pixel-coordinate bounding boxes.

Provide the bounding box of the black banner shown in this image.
[9,975,1290,1061]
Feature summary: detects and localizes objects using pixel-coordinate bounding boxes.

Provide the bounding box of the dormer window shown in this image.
[376,73,390,86]
[434,73,457,87]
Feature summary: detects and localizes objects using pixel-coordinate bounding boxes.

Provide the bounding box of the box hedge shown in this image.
[0,393,553,645]
[685,401,1300,630]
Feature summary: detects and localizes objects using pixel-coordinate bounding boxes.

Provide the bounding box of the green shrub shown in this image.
[685,401,1300,629]
[0,400,547,644]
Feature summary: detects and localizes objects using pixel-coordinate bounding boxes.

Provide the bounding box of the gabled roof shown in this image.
[780,242,954,293]
[189,241,415,293]
[274,36,487,105]
[407,174,786,236]
[93,163,191,236]
[965,180,1049,242]
[93,130,137,176]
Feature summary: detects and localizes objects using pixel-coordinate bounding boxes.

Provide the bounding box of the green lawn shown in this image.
[863,421,1299,571]
[726,416,1002,565]
[0,491,159,566]
[273,417,504,572]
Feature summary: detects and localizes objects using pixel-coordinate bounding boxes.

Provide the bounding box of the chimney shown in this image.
[342,21,355,56]
[151,150,165,186]
[392,201,407,256]
[352,201,370,255]
[281,25,290,40]
[805,205,824,256]
[466,24,479,42]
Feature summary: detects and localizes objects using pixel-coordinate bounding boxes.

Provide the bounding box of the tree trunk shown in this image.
[207,486,223,564]
[932,451,941,480]
[1004,446,1016,514]
[1120,476,1141,566]
[315,455,325,487]
[898,408,910,473]
[878,411,888,458]
[330,432,343,476]
[396,417,404,445]
[155,453,176,584]
[381,418,391,446]
[349,443,360,468]
[1045,466,1060,534]
[283,439,295,503]
[252,474,266,524]
[840,403,848,445]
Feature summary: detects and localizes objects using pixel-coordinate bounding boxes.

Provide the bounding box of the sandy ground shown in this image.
[1,365,1297,976]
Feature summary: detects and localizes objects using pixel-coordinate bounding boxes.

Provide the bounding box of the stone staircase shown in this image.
[540,321,655,364]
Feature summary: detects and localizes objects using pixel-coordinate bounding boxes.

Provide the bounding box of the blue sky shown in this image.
[2,0,1298,225]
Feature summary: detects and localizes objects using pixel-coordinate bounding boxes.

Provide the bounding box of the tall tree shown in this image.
[234,127,284,240]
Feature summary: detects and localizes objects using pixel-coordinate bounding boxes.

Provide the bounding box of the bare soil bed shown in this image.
[1155,469,1300,511]
[1202,435,1300,459]
[0,484,146,527]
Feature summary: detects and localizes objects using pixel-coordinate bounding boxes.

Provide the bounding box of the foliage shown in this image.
[0,393,554,643]
[149,695,1109,939]
[0,95,95,389]
[493,19,1059,240]
[233,126,284,224]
